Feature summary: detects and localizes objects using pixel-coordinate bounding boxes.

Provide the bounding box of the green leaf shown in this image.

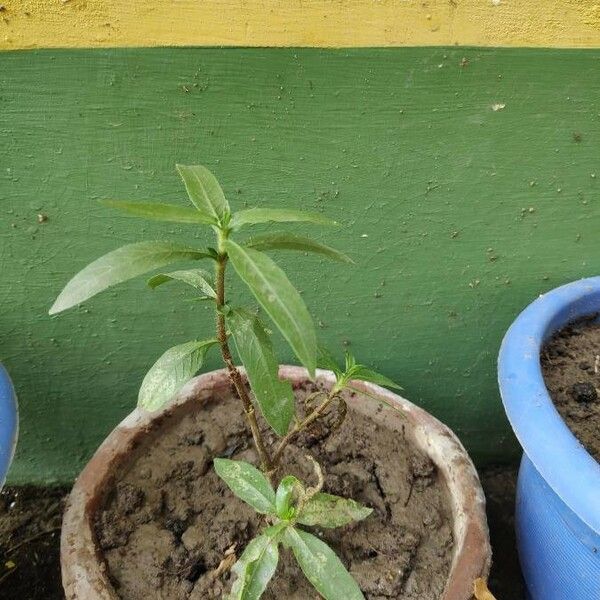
[228,309,295,436]
[344,351,357,371]
[100,200,217,225]
[244,234,353,264]
[284,528,365,600]
[297,493,373,528]
[147,268,216,298]
[348,365,402,390]
[214,458,276,515]
[176,164,229,223]
[275,476,304,520]
[49,241,212,315]
[138,339,218,411]
[317,346,343,377]
[230,208,338,230]
[228,524,285,600]
[225,240,316,377]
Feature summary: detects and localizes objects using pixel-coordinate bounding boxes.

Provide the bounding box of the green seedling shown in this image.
[50,164,400,599]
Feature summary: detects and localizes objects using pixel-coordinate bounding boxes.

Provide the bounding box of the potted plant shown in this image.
[52,165,490,599]
[0,363,18,490]
[498,277,600,600]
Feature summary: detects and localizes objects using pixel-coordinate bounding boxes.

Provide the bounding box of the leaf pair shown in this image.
[104,165,231,227]
[50,166,228,313]
[231,527,364,600]
[103,165,337,233]
[215,459,371,600]
[318,347,402,393]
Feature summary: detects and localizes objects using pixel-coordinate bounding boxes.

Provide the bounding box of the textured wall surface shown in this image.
[1,46,600,483]
[2,0,600,50]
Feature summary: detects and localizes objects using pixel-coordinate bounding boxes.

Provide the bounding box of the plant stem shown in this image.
[214,253,273,473]
[271,389,339,466]
[213,231,341,478]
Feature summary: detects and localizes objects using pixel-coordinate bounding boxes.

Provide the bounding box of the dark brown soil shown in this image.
[95,384,454,599]
[0,466,525,600]
[0,486,68,600]
[541,317,600,462]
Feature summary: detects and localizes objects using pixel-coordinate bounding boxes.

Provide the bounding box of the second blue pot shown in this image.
[0,363,18,489]
[498,277,600,599]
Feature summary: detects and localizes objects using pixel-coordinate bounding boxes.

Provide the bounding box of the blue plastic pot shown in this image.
[498,277,600,600]
[0,363,18,489]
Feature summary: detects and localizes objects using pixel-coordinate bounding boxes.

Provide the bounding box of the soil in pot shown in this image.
[541,316,600,462]
[95,382,455,600]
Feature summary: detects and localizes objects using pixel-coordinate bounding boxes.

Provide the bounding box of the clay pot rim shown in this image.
[61,366,490,600]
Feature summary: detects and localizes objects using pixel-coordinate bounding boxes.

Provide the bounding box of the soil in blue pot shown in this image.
[541,316,600,462]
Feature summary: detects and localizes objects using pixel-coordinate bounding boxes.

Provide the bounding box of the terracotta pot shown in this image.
[61,366,491,599]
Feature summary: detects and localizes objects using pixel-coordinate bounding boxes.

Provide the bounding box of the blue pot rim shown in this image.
[498,276,600,535]
[0,363,18,487]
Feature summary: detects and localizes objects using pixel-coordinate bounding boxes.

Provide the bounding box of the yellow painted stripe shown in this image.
[1,0,600,50]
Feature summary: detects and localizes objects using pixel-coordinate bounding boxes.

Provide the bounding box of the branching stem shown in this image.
[271,389,340,467]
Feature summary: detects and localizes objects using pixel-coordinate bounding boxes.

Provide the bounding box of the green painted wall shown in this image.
[1,47,599,483]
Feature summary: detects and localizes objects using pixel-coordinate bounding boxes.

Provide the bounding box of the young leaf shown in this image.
[348,365,402,390]
[296,493,373,528]
[228,309,295,436]
[100,200,217,225]
[317,346,343,377]
[225,240,316,377]
[228,524,285,600]
[230,208,338,230]
[244,233,353,264]
[284,528,365,600]
[344,351,357,372]
[214,458,276,515]
[147,268,216,298]
[176,164,229,223]
[275,476,304,520]
[49,242,212,315]
[138,339,218,411]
